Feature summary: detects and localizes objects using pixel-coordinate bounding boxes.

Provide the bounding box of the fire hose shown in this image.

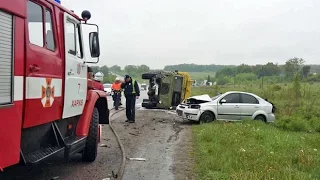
[108,106,126,180]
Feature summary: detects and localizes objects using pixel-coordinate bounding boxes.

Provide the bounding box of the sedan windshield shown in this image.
[211,94,222,101]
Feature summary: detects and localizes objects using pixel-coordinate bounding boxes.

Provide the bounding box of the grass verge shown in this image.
[193,120,320,180]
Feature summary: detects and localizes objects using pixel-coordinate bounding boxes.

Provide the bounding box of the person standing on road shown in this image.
[111,77,123,106]
[121,74,140,123]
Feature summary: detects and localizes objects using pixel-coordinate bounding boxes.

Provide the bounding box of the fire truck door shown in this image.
[62,13,87,119]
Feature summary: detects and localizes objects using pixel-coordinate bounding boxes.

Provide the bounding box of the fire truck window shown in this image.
[27,1,44,47]
[45,9,55,51]
[66,21,76,55]
[76,25,83,58]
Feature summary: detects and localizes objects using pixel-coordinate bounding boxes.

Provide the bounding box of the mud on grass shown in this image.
[193,120,320,180]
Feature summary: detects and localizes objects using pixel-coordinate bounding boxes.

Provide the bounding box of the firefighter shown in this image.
[121,74,140,123]
[111,77,123,106]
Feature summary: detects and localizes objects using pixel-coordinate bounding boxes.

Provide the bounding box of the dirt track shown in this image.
[0,108,194,180]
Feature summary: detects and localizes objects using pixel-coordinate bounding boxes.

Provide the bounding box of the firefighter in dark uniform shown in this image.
[121,74,140,123]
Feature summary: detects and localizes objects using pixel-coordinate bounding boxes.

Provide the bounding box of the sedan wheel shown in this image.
[199,111,214,124]
[254,115,266,122]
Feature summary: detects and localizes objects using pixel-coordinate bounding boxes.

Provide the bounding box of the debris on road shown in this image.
[102,178,110,180]
[51,176,59,180]
[99,144,109,147]
[129,132,138,136]
[166,111,176,115]
[127,158,147,161]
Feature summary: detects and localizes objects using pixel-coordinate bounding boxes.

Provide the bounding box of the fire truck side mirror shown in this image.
[89,32,100,58]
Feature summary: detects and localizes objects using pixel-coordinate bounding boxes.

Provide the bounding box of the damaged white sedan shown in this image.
[176,91,275,123]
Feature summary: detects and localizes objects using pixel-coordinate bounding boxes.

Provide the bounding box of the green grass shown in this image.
[191,82,320,179]
[193,120,320,179]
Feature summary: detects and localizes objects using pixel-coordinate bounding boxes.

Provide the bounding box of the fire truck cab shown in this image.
[0,0,109,170]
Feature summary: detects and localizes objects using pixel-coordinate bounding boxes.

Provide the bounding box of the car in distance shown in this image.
[103,83,112,95]
[176,91,275,123]
[141,83,147,90]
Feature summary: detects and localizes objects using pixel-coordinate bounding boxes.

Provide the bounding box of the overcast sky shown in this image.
[62,0,320,69]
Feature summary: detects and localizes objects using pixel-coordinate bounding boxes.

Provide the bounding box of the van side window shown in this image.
[27,1,44,47]
[45,9,55,51]
[66,20,76,55]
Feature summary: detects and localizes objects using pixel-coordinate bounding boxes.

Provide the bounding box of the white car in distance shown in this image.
[176,91,275,123]
[103,83,112,95]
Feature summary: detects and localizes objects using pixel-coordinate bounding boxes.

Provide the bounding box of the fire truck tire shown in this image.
[82,107,99,162]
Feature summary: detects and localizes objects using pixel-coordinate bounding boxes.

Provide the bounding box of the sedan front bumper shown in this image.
[176,105,201,121]
[266,113,275,122]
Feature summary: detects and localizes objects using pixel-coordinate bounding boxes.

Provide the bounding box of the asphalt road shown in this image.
[107,87,148,108]
[0,90,149,180]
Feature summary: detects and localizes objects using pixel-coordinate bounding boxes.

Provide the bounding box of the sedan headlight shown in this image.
[189,104,201,109]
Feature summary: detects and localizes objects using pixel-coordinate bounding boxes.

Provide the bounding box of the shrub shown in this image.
[216,76,230,85]
[275,115,312,132]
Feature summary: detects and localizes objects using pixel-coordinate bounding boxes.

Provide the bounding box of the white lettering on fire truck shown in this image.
[71,100,83,107]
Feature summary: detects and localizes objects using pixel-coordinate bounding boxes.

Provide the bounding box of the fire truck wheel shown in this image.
[82,107,99,162]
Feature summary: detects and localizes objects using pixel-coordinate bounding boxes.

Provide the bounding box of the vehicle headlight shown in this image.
[189,104,201,109]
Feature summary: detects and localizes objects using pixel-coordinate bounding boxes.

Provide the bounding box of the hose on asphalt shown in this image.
[108,106,126,180]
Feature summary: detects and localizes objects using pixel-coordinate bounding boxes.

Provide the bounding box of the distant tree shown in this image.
[99,65,109,76]
[90,66,100,74]
[216,76,230,85]
[310,65,320,73]
[284,57,305,78]
[264,62,280,76]
[103,74,116,83]
[293,73,301,99]
[236,64,252,74]
[207,75,211,82]
[109,65,121,72]
[302,65,311,78]
[124,65,138,75]
[216,67,236,78]
[138,65,150,73]
[254,62,280,77]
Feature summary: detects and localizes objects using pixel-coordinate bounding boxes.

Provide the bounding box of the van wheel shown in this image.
[199,111,214,124]
[254,115,266,122]
[82,107,99,161]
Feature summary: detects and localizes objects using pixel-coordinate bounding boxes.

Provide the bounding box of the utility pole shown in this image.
[261,66,264,89]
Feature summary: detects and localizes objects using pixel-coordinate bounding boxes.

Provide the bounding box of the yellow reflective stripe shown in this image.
[132,79,136,94]
[123,79,136,94]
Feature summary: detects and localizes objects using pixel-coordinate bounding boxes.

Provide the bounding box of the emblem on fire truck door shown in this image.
[41,78,55,108]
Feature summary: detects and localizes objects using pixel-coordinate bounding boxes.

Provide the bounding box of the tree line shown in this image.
[164,63,230,72]
[164,62,320,74]
[213,58,320,85]
[89,64,151,83]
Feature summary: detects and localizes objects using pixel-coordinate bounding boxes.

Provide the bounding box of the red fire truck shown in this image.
[0,0,109,170]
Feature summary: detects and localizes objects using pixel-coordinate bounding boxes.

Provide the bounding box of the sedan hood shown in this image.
[188,94,212,102]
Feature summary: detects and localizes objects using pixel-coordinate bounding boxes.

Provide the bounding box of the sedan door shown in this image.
[240,93,260,120]
[216,93,241,120]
